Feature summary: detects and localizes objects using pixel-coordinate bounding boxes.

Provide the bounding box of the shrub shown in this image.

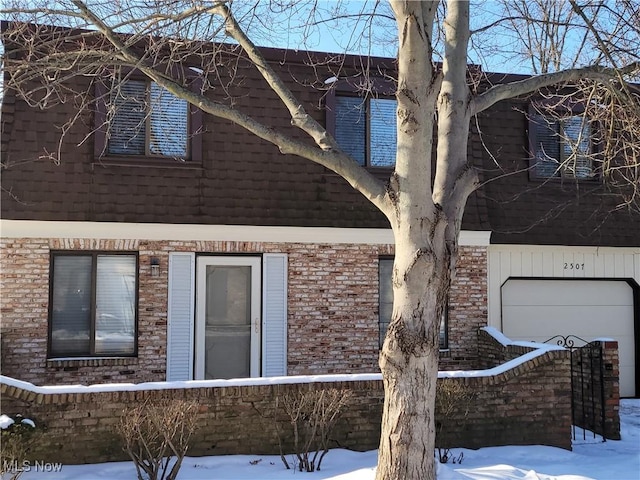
[117,398,199,480]
[434,379,475,464]
[0,414,40,480]
[275,388,353,472]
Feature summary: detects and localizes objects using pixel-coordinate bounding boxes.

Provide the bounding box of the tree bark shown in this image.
[376,2,467,479]
[377,226,451,480]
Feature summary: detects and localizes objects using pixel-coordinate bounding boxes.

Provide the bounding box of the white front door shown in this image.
[195,256,261,380]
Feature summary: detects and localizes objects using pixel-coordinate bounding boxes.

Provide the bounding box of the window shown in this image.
[334,96,397,167]
[378,258,448,349]
[49,253,137,357]
[530,112,594,179]
[108,80,189,158]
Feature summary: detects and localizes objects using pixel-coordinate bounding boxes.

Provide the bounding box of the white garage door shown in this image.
[502,279,636,397]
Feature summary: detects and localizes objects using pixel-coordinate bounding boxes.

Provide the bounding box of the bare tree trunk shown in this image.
[376,3,470,479]
[377,225,452,480]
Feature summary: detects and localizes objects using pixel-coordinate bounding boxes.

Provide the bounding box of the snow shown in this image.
[0,414,15,429]
[481,326,513,346]
[10,399,639,480]
[0,373,384,394]
[21,418,36,428]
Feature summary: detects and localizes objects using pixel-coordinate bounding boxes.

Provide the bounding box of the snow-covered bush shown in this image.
[117,399,199,480]
[0,414,39,480]
[275,388,353,472]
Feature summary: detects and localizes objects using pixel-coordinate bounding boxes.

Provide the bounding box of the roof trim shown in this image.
[0,220,491,246]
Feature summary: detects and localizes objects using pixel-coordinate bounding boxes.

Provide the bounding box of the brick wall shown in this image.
[1,338,571,466]
[437,348,572,450]
[477,328,538,368]
[440,246,488,370]
[1,236,486,385]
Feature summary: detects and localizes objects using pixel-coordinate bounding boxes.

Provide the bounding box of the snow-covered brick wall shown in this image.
[0,333,572,466]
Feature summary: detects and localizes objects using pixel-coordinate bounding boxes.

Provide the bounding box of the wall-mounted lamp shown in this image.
[150,257,160,277]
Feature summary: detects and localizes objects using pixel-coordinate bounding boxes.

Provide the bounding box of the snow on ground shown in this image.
[10,399,640,480]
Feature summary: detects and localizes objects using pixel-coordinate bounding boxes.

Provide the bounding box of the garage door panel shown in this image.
[502,280,633,306]
[501,279,636,398]
[502,305,634,338]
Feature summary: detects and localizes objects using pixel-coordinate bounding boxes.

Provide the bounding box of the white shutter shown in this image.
[262,253,288,376]
[167,252,195,381]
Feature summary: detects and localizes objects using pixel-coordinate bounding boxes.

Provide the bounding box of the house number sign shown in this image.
[564,262,585,270]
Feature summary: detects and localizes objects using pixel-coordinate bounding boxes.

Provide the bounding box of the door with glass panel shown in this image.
[195,257,261,379]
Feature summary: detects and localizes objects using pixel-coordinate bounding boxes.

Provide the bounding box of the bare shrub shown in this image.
[435,379,475,464]
[0,414,40,480]
[276,388,353,472]
[117,398,199,480]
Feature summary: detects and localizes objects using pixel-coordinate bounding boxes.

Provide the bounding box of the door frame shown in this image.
[194,256,262,380]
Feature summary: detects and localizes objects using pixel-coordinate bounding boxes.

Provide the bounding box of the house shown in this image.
[1,26,638,397]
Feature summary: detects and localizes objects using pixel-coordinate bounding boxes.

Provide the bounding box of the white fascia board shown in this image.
[0,220,491,247]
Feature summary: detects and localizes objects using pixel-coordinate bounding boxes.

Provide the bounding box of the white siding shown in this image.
[488,246,640,329]
[488,245,639,397]
[166,252,195,381]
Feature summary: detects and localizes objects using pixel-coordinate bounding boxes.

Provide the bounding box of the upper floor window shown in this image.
[530,112,594,180]
[94,74,202,163]
[334,96,397,168]
[378,258,448,349]
[49,252,137,358]
[108,80,189,158]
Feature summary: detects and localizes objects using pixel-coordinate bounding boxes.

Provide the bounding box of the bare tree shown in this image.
[481,0,640,210]
[1,1,638,479]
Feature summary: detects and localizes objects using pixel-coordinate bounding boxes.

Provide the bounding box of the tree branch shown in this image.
[211,2,340,153]
[472,62,640,114]
[68,0,389,214]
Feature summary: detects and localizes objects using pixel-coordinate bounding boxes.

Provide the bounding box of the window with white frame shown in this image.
[108,80,189,158]
[530,112,594,179]
[49,253,137,357]
[378,258,448,349]
[334,96,397,167]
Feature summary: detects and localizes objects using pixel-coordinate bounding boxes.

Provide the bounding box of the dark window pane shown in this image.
[95,255,136,355]
[50,253,137,357]
[378,259,393,348]
[108,80,147,155]
[335,96,366,166]
[51,256,92,356]
[369,98,396,167]
[439,310,448,349]
[532,114,560,178]
[532,113,593,179]
[149,83,188,157]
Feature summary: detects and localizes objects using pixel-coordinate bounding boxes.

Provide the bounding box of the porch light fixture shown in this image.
[150,257,160,277]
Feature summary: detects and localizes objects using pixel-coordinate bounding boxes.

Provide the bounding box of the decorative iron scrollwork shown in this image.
[542,334,589,349]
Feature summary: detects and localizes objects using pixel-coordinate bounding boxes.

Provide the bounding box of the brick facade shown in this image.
[0,234,488,385]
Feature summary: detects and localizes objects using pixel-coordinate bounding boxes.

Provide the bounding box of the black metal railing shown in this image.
[543,334,606,442]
